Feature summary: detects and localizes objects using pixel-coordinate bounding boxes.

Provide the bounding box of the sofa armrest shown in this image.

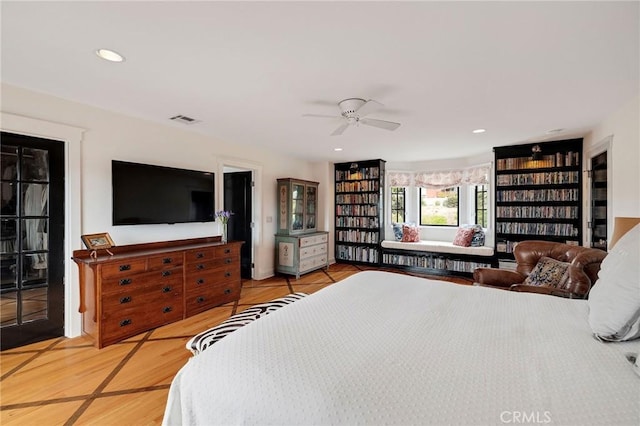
[473,268,525,288]
[509,284,584,299]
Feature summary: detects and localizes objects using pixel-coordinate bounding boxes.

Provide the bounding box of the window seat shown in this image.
[381,240,497,277]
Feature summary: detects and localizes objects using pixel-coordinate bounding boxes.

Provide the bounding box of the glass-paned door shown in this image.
[290,183,305,231]
[305,185,317,230]
[1,132,65,350]
[590,151,607,250]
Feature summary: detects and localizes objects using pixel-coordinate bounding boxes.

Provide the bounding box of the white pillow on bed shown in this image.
[588,223,640,342]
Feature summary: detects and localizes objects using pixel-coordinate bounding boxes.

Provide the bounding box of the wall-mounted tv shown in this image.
[112,160,215,225]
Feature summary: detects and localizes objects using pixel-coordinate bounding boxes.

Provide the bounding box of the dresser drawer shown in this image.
[300,254,328,273]
[300,243,327,260]
[214,245,240,258]
[185,266,240,291]
[101,259,147,279]
[102,280,183,311]
[185,248,217,263]
[148,253,183,270]
[101,267,183,294]
[184,257,238,274]
[185,282,241,317]
[101,302,184,345]
[300,233,328,248]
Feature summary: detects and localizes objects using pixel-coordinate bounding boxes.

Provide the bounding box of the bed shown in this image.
[163,270,640,425]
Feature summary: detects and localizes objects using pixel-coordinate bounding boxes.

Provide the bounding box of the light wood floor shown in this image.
[0,264,471,425]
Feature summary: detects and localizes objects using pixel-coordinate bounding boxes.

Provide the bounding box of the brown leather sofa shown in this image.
[474,240,608,298]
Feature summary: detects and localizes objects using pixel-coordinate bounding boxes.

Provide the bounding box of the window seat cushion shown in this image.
[381,240,494,257]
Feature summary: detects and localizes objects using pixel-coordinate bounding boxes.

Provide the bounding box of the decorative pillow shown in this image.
[588,223,640,342]
[522,256,570,287]
[452,227,475,247]
[186,293,308,355]
[392,223,404,241]
[466,224,485,247]
[401,224,420,242]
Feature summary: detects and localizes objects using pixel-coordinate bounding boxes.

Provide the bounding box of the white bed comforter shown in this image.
[163,271,640,425]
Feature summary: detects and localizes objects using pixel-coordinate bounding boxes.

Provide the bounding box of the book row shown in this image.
[496,171,579,186]
[496,188,578,202]
[335,216,380,228]
[496,222,579,237]
[336,204,379,217]
[336,245,379,264]
[496,152,579,170]
[335,167,381,181]
[382,254,492,273]
[335,180,380,193]
[336,230,380,244]
[335,193,380,204]
[496,205,578,219]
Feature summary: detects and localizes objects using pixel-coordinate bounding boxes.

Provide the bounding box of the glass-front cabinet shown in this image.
[276,178,319,236]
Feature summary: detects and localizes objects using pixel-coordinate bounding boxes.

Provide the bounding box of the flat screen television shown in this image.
[112,160,215,225]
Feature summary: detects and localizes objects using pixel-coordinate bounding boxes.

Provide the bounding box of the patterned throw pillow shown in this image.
[401,224,420,242]
[452,227,475,247]
[467,224,485,247]
[392,223,404,241]
[522,257,570,288]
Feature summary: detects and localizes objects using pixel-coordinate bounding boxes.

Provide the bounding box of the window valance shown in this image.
[389,164,490,189]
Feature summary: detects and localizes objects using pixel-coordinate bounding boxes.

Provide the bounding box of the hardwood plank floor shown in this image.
[0,264,471,425]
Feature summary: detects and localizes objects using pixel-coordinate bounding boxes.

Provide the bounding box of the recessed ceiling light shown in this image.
[472,128,486,134]
[95,48,125,62]
[334,148,343,152]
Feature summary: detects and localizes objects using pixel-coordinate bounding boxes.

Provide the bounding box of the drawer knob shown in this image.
[196,296,205,303]
[224,248,231,254]
[120,296,132,304]
[119,264,131,272]
[196,278,205,285]
[120,319,132,327]
[119,278,132,286]
[162,257,172,264]
[162,306,172,313]
[196,252,204,259]
[225,272,231,278]
[161,270,172,277]
[225,258,232,264]
[224,288,232,295]
[196,264,205,270]
[162,286,172,293]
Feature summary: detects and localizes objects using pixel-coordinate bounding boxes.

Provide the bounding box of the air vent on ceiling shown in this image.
[169,115,200,125]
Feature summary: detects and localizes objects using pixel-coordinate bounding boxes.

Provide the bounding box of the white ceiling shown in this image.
[2,1,638,163]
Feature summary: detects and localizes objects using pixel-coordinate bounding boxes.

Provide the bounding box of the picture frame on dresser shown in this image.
[81,232,115,250]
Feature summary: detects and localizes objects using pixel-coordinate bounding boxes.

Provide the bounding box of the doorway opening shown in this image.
[223,167,254,279]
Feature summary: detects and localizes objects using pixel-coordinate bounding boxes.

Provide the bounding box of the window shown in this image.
[390,187,406,223]
[420,187,459,226]
[475,184,488,228]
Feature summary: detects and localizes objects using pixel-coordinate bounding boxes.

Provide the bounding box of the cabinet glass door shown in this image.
[291,183,304,231]
[305,185,316,230]
[590,151,607,250]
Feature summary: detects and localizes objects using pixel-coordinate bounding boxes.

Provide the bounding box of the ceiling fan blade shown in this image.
[302,113,342,119]
[359,118,401,131]
[331,122,350,136]
[356,99,384,117]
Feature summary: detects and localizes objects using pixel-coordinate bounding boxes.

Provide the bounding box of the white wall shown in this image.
[1,83,331,337]
[584,95,640,241]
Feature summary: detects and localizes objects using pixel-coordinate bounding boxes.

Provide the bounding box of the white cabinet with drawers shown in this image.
[275,232,329,278]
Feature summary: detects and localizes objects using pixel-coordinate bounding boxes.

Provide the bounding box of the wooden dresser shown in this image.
[72,237,242,348]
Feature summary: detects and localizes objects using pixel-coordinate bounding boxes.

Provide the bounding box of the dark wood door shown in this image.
[1,132,65,350]
[224,171,252,278]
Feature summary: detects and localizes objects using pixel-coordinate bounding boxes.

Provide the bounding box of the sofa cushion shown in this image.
[466,224,486,247]
[401,224,420,242]
[588,223,640,342]
[392,223,404,241]
[522,256,570,287]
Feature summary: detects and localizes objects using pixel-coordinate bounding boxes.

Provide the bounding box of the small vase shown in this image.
[221,223,228,243]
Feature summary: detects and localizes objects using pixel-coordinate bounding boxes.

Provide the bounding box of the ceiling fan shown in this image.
[303,98,401,136]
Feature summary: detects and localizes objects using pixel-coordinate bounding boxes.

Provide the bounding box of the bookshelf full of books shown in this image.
[334,159,385,265]
[494,139,583,260]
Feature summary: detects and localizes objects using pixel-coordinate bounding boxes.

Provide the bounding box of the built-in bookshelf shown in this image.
[381,250,496,277]
[334,159,385,265]
[590,151,607,250]
[494,139,583,260]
